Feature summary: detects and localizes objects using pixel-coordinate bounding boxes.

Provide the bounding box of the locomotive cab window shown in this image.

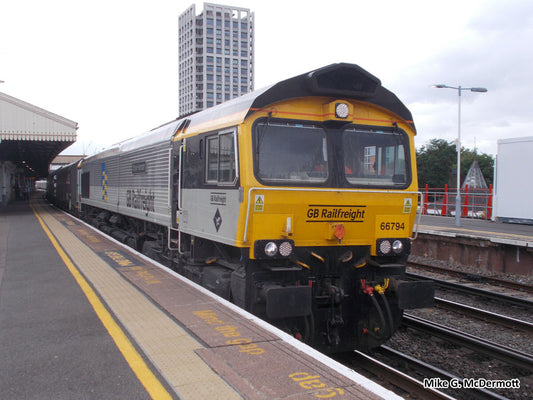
[205,130,237,185]
[343,128,410,187]
[254,120,328,184]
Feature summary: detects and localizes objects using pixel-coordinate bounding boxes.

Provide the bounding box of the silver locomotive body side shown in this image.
[80,122,179,227]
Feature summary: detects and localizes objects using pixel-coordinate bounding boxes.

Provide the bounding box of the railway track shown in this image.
[337,338,517,400]
[406,271,533,311]
[361,266,533,399]
[406,268,533,355]
[434,297,533,334]
[353,313,532,399]
[334,350,455,400]
[402,314,533,373]
[407,261,533,294]
[371,346,509,400]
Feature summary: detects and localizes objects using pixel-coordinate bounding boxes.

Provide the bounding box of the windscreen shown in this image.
[255,121,328,184]
[343,128,409,187]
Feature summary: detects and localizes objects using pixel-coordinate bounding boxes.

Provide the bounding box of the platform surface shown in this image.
[0,197,399,400]
[418,215,533,246]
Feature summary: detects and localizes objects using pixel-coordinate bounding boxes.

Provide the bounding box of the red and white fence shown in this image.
[420,184,493,219]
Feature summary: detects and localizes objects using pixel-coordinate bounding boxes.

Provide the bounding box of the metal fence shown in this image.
[420,184,493,219]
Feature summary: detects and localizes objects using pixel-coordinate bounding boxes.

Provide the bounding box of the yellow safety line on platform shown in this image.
[31,204,173,400]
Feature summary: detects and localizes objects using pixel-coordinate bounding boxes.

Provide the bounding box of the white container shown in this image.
[494,136,533,224]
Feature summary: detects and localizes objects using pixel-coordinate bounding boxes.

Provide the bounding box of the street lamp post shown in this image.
[432,84,487,227]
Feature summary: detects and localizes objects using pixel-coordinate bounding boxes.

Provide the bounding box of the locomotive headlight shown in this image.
[264,242,278,257]
[335,102,350,118]
[392,240,404,254]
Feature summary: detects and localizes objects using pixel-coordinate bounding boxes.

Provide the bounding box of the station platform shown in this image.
[418,215,533,246]
[413,215,533,275]
[0,196,399,400]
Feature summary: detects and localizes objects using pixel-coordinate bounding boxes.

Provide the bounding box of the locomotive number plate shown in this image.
[376,215,409,234]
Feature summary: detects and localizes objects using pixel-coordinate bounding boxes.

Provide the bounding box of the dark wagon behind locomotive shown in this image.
[47,63,434,353]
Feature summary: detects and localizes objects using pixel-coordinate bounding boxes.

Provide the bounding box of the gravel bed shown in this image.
[435,288,533,324]
[408,307,533,355]
[377,256,533,399]
[409,254,533,287]
[368,255,533,397]
[385,327,532,400]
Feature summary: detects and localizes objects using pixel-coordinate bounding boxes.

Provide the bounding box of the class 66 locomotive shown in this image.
[47,63,434,353]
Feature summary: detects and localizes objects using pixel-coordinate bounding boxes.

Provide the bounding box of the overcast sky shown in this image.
[1,0,532,157]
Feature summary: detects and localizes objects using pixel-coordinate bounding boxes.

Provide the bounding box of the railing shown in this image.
[420,184,493,219]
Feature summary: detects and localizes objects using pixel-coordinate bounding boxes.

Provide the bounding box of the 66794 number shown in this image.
[380,222,405,231]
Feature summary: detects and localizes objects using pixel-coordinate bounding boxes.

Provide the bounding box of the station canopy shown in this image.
[0,91,77,178]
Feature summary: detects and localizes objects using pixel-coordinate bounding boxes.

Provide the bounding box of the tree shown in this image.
[416,139,494,188]
[416,139,455,188]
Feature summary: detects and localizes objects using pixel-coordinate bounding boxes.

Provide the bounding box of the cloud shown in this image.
[389,0,533,155]
[2,0,531,158]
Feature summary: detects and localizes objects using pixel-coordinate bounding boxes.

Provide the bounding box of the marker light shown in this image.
[335,102,350,118]
[379,240,392,255]
[279,241,293,257]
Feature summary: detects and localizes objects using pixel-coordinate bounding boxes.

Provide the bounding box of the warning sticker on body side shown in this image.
[403,198,413,213]
[254,195,264,212]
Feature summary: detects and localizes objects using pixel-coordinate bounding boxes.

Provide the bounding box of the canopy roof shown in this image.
[0,91,77,177]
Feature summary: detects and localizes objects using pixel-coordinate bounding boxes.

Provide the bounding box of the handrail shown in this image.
[177,144,184,211]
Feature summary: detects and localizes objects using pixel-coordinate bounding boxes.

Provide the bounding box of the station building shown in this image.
[0,91,77,205]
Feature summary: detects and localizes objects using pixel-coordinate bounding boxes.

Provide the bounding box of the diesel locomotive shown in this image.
[47,63,434,353]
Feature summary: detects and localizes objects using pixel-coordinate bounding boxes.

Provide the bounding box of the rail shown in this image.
[420,184,493,220]
[402,314,533,372]
[374,346,507,400]
[406,272,533,309]
[340,350,455,400]
[434,297,533,333]
[407,261,533,294]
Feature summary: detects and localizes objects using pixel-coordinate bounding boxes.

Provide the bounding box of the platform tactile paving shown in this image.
[35,202,241,400]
